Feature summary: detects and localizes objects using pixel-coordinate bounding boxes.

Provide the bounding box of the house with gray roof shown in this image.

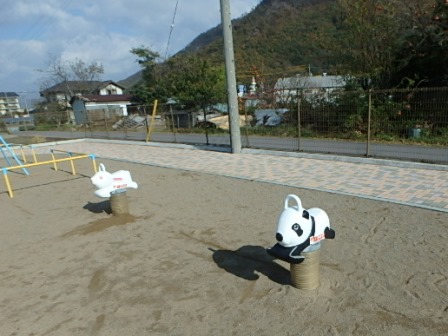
[40,80,128,104]
[41,81,133,125]
[274,74,346,104]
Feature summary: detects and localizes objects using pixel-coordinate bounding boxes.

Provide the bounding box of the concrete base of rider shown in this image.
[290,248,321,290]
[110,189,129,216]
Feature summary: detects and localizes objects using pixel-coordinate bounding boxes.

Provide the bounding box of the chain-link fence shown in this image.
[69,87,447,164]
[238,86,448,163]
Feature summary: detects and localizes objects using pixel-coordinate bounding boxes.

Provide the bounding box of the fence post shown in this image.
[169,103,177,142]
[82,111,88,139]
[243,100,250,148]
[146,100,158,142]
[123,114,128,139]
[104,109,110,139]
[366,90,372,157]
[297,91,302,152]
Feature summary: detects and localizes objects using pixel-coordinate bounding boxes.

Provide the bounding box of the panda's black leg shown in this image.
[324,227,336,239]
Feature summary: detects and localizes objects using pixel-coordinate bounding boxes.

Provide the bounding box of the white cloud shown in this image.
[60,32,144,80]
[0,40,47,90]
[0,0,262,94]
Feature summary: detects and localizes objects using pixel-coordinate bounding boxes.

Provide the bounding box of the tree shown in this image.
[37,54,104,126]
[158,55,226,109]
[316,0,447,88]
[129,46,161,104]
[129,46,226,108]
[130,46,160,83]
[327,0,404,87]
[160,56,227,144]
[148,55,227,144]
[39,54,104,97]
[392,0,448,86]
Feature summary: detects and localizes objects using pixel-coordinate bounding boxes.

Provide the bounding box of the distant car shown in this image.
[195,120,217,129]
[255,109,289,126]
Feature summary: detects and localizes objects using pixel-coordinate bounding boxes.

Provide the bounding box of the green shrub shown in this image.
[18,126,36,131]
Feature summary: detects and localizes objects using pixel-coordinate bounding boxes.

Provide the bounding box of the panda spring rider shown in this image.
[267,194,335,264]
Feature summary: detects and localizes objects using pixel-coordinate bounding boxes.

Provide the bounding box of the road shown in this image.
[11,129,448,165]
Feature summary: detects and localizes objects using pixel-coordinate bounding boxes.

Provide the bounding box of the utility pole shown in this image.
[220,0,241,153]
[17,91,30,112]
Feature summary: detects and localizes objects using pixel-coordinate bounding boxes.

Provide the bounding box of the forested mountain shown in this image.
[121,0,448,89]
[120,0,337,88]
[180,0,337,82]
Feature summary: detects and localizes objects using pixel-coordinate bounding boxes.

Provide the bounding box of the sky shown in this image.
[0,0,261,106]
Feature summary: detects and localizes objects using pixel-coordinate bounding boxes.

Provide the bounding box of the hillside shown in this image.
[120,0,337,88]
[118,70,143,89]
[121,0,448,89]
[181,0,337,81]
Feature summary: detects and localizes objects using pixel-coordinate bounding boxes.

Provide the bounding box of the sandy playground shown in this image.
[0,155,447,336]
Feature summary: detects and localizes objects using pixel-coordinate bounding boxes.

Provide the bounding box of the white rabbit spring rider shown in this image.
[267,194,335,264]
[91,163,138,198]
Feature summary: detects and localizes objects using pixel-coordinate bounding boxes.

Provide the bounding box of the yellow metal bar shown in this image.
[31,146,38,163]
[146,99,158,142]
[51,152,58,171]
[91,156,97,172]
[69,156,76,175]
[4,143,28,164]
[20,146,27,163]
[64,151,76,176]
[4,154,91,172]
[2,153,97,199]
[2,169,13,198]
[18,144,38,164]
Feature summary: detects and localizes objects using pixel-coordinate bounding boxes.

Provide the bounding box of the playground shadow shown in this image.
[83,200,112,214]
[210,245,291,285]
[0,176,85,197]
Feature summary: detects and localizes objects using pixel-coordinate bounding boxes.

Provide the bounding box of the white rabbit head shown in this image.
[91,163,112,189]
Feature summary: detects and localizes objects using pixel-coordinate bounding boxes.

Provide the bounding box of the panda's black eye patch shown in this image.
[302,210,310,219]
[292,223,303,237]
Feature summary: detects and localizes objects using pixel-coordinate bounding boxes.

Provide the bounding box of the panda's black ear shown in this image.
[302,210,309,219]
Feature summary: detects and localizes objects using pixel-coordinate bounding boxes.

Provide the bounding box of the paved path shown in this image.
[31,139,448,213]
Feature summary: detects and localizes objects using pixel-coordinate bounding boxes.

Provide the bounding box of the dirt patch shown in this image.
[0,158,447,336]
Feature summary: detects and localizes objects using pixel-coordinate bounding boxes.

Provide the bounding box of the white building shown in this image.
[0,92,21,117]
[274,74,346,104]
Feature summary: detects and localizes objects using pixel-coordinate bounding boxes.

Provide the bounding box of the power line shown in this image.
[164,0,179,61]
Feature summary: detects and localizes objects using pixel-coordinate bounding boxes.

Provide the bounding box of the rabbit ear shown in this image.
[99,163,106,172]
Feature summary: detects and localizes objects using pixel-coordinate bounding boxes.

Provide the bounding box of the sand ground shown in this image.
[0,156,447,336]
